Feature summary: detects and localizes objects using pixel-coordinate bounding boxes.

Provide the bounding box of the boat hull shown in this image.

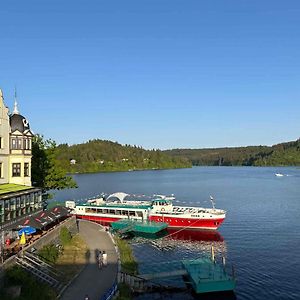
[149,215,225,230]
[74,213,225,230]
[75,214,122,225]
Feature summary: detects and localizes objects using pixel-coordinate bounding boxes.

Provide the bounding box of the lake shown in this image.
[52,166,300,300]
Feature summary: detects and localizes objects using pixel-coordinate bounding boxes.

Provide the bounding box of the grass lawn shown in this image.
[115,236,138,275]
[55,234,88,282]
[114,236,138,300]
[0,183,33,194]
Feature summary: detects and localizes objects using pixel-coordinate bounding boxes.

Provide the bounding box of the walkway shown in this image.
[60,220,118,300]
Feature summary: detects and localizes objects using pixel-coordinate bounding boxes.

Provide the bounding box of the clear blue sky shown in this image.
[1,0,299,149]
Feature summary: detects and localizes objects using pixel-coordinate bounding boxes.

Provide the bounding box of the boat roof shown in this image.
[80,202,151,210]
[106,192,129,203]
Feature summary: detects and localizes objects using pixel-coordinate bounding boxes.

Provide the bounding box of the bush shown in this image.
[59,226,72,246]
[0,266,57,300]
[38,244,59,264]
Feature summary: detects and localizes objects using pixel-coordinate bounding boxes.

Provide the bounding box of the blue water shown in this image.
[52,167,300,300]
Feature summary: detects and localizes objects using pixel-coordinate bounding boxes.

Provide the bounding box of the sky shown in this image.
[0,0,300,150]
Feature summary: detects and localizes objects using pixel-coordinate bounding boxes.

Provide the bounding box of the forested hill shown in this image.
[54,139,191,174]
[164,139,300,166]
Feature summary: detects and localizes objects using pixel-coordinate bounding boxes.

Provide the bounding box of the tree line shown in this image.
[54,139,191,173]
[164,139,300,166]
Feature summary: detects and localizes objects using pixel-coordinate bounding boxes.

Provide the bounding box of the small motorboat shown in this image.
[275,173,284,177]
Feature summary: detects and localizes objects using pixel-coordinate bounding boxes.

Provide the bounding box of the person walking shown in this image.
[102,250,107,267]
[98,251,103,269]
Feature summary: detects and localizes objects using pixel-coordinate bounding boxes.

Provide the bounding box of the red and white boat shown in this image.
[65,192,226,230]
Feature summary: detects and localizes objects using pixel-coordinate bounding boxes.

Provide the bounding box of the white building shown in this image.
[0,89,42,227]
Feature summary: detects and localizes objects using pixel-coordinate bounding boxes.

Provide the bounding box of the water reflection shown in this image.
[167,229,224,242]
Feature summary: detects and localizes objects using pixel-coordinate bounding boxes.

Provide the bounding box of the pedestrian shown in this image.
[98,251,103,269]
[102,250,107,267]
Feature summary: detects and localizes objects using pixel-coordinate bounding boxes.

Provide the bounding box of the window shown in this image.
[24,139,31,150]
[0,137,2,149]
[12,163,21,177]
[11,139,17,149]
[11,138,23,149]
[24,163,29,176]
[0,162,2,178]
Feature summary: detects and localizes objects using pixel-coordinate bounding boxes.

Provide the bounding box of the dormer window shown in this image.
[11,138,23,149]
[24,138,31,150]
[11,138,17,149]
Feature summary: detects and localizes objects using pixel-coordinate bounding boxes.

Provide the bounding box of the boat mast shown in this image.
[209,195,216,209]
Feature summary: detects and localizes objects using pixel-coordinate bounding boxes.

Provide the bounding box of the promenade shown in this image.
[60,220,118,300]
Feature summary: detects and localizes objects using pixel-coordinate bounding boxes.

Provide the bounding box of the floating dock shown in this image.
[182,257,236,293]
[138,255,236,294]
[111,219,168,235]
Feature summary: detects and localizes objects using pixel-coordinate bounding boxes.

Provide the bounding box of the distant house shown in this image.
[70,159,76,165]
[99,160,104,164]
[121,158,129,162]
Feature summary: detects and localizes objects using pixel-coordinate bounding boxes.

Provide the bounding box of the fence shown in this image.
[100,281,118,300]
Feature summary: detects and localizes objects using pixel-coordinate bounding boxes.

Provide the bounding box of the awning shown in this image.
[14,216,44,230]
[50,206,70,219]
[34,210,56,226]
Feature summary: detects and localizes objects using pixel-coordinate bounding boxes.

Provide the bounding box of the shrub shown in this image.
[0,266,56,300]
[38,244,59,264]
[59,226,72,246]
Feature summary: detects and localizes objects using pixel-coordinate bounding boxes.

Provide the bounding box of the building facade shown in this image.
[0,89,42,227]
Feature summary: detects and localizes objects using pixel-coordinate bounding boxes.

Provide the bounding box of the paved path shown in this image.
[60,220,118,300]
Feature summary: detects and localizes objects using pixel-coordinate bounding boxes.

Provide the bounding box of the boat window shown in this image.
[97,209,103,213]
[109,209,115,214]
[129,211,136,216]
[136,212,143,218]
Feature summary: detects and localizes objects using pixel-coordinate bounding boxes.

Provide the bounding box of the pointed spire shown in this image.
[13,86,19,114]
[0,88,3,99]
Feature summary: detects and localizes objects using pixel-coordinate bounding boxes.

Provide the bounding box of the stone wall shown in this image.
[28,216,78,251]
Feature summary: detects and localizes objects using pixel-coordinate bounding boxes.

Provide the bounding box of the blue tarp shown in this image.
[18,226,37,236]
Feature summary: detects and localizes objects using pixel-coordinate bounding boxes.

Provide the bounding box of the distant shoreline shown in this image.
[67,165,192,175]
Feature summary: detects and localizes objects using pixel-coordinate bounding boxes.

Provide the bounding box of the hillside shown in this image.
[164,139,300,167]
[54,139,191,174]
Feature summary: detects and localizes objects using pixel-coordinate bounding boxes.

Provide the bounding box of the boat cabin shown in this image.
[151,199,173,213]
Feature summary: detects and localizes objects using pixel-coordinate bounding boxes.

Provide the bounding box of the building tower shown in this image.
[9,93,33,186]
[0,89,41,227]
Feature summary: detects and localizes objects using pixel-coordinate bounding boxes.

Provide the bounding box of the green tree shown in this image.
[31,135,77,197]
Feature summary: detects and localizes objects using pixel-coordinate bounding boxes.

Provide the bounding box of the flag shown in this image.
[19,232,26,245]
